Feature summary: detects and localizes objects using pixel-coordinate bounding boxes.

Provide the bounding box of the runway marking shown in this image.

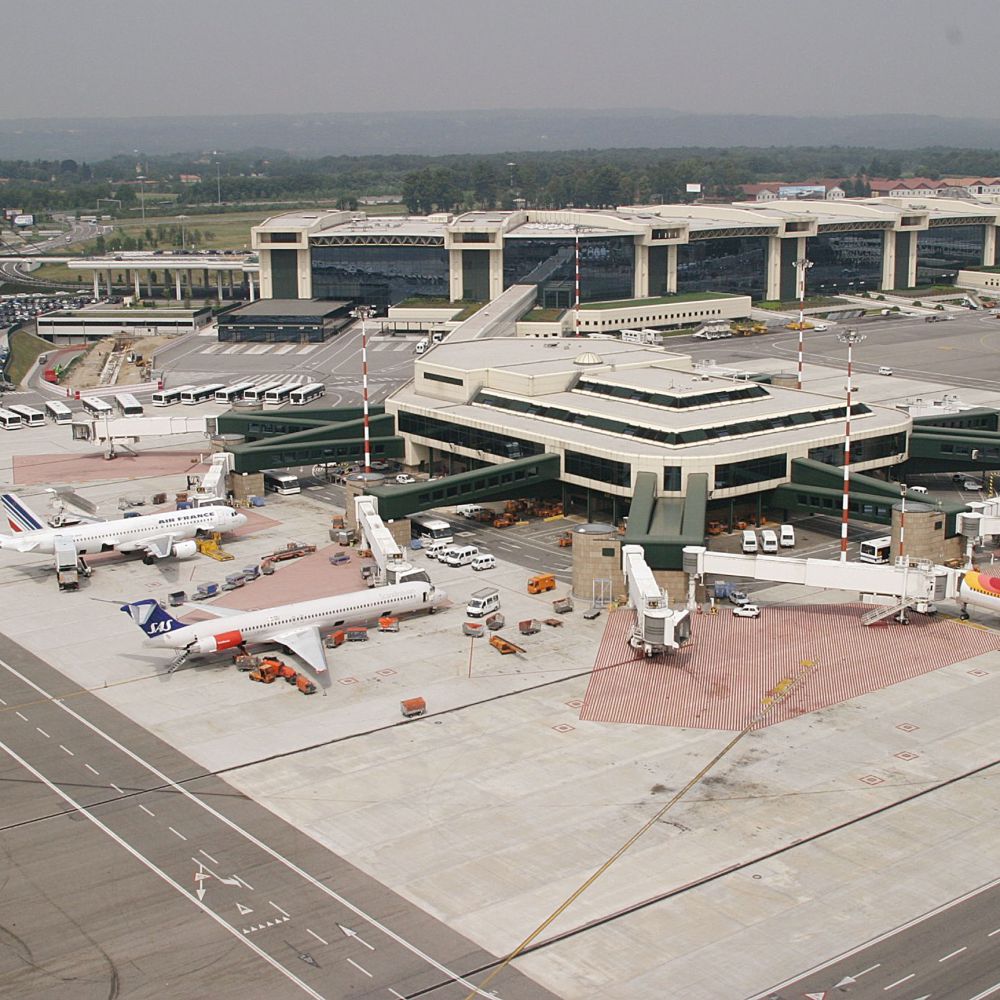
[0,656,499,999]
[989,927,1000,937]
[59,744,74,756]
[199,849,219,865]
[139,804,155,817]
[306,928,328,945]
[939,946,967,961]
[969,983,1000,1000]
[347,958,372,978]
[0,739,324,1000]
[235,875,254,891]
[84,763,99,775]
[388,990,407,999]
[270,900,290,918]
[36,727,50,737]
[0,697,6,705]
[169,826,188,841]
[884,973,915,989]
[110,783,124,795]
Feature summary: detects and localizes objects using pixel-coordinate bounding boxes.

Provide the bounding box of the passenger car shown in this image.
[732,604,761,618]
[395,473,415,484]
[728,590,750,606]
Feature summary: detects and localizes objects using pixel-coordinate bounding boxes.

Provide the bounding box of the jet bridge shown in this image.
[621,544,691,656]
[354,495,429,587]
[682,545,961,623]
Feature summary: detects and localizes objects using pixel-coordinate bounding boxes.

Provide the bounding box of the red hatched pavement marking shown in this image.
[580,606,999,730]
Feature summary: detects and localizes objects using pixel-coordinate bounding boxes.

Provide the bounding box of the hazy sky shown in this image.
[4,0,998,120]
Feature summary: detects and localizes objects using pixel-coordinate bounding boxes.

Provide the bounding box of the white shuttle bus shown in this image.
[262,382,298,405]
[44,400,73,425]
[289,382,325,405]
[152,385,194,407]
[0,407,24,430]
[859,536,892,564]
[7,404,45,427]
[181,383,226,405]
[113,392,144,417]
[215,382,254,403]
[243,382,284,404]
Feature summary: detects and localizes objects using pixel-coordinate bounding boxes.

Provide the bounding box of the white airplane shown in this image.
[120,580,447,678]
[0,492,246,563]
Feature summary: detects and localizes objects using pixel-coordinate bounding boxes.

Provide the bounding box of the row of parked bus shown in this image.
[0,380,328,430]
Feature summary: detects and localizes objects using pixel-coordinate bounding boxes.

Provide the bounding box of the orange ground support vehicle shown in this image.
[527,573,556,594]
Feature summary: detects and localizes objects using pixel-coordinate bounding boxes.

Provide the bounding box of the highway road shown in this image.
[0,220,103,288]
[0,634,557,1000]
[751,879,1000,1000]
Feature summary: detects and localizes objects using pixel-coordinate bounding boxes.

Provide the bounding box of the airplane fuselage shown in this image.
[1,506,243,556]
[146,581,444,657]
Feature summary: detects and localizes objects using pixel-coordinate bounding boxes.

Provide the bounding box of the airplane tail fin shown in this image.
[119,599,187,638]
[1,493,45,534]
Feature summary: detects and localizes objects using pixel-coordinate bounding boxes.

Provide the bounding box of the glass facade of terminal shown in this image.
[502,235,634,307]
[310,245,449,308]
[397,411,544,460]
[807,232,884,295]
[917,225,985,284]
[676,237,767,300]
[714,453,787,491]
[808,431,907,467]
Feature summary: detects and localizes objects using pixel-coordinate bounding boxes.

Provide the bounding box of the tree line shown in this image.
[4,145,1000,218]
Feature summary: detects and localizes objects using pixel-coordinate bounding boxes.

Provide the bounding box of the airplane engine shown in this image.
[172,540,198,560]
[194,630,245,654]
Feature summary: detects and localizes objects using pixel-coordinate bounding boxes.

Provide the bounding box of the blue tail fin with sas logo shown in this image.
[120,599,186,637]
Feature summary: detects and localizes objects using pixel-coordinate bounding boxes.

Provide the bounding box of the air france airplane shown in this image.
[121,580,447,677]
[0,492,246,563]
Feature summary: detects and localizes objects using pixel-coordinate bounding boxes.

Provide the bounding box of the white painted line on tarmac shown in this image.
[0,697,6,705]
[270,901,290,918]
[970,986,1000,1000]
[0,738,325,1000]
[346,958,372,978]
[884,973,915,990]
[84,763,99,775]
[110,783,124,795]
[139,804,155,817]
[169,826,188,841]
[36,727,50,737]
[306,928,328,945]
[59,744,74,756]
[938,946,967,961]
[0,655,503,999]
[199,849,219,865]
[388,988,407,999]
[235,875,254,891]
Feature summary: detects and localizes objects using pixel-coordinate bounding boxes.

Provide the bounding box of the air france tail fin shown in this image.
[1,493,45,534]
[119,599,187,637]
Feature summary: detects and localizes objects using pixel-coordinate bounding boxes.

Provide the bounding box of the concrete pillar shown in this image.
[104,269,113,296]
[217,270,224,301]
[175,270,182,301]
[489,247,504,300]
[92,271,99,298]
[132,270,141,299]
[248,273,256,301]
[186,269,194,297]
[448,248,463,301]
[881,230,896,291]
[983,226,997,268]
[146,272,153,297]
[666,244,678,294]
[633,243,649,299]
[905,232,918,288]
[765,236,783,300]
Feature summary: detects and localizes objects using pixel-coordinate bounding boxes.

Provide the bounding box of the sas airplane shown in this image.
[1,492,246,563]
[121,580,447,677]
[958,569,1000,619]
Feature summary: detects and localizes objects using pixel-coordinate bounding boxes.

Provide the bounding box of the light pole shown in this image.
[506,161,516,189]
[574,227,581,337]
[137,176,146,222]
[352,305,373,475]
[898,484,910,623]
[213,151,222,206]
[793,256,813,390]
[837,328,866,562]
[177,215,188,251]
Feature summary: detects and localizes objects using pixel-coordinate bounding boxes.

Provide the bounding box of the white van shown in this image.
[442,544,479,567]
[424,539,451,560]
[906,484,928,495]
[471,553,496,571]
[415,338,429,354]
[456,504,484,519]
[466,587,500,617]
[779,524,795,548]
[432,329,447,344]
[760,529,778,554]
[741,530,758,554]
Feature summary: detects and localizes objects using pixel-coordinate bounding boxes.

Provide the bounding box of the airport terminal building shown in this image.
[252,197,1000,309]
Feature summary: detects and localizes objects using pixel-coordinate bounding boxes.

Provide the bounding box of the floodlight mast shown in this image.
[793,257,813,390]
[352,305,373,475]
[837,328,865,562]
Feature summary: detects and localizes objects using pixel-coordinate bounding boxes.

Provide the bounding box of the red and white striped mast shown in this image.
[356,305,372,475]
[837,328,865,562]
[574,226,581,337]
[794,256,812,390]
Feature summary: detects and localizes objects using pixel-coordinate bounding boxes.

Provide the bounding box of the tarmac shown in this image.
[0,406,998,999]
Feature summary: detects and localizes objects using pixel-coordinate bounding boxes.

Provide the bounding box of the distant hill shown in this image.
[4,108,1000,160]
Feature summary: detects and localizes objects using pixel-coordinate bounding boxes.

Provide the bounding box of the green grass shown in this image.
[892,285,968,298]
[756,296,848,310]
[577,291,741,310]
[7,328,53,386]
[522,308,566,322]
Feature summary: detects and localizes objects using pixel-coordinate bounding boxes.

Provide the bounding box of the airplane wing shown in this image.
[181,602,243,619]
[7,537,42,552]
[137,534,176,559]
[271,626,329,680]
